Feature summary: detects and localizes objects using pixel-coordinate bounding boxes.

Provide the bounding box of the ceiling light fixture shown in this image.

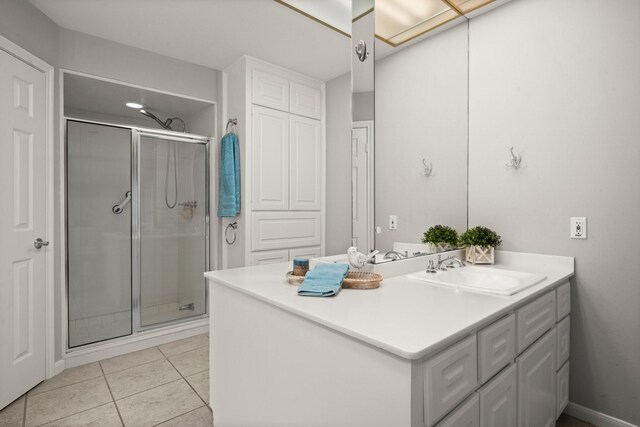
[125,102,144,109]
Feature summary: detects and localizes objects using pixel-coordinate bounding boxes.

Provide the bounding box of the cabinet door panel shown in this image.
[425,335,478,427]
[557,361,570,419]
[479,364,517,427]
[556,282,571,321]
[517,328,557,427]
[252,106,289,210]
[290,115,322,211]
[251,212,321,251]
[435,393,479,427]
[251,250,289,266]
[252,69,289,111]
[517,291,555,353]
[557,316,570,369]
[290,82,322,119]
[478,314,516,384]
[289,246,322,260]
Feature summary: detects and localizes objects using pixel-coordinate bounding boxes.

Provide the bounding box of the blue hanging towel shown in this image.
[217,132,241,217]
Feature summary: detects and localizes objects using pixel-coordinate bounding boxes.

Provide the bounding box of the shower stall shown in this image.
[66,119,210,348]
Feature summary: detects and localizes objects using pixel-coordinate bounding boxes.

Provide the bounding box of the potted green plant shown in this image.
[422,225,459,253]
[459,226,502,264]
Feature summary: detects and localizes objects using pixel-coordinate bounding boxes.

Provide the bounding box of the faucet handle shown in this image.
[426,260,437,274]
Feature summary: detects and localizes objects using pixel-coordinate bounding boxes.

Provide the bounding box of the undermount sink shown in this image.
[407,266,546,296]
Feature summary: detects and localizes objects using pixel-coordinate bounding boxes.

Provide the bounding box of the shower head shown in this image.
[140,109,173,130]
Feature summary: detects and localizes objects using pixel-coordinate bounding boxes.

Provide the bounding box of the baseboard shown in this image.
[52,359,65,377]
[565,402,638,427]
[63,319,209,369]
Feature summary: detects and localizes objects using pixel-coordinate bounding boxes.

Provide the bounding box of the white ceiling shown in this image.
[29,0,352,82]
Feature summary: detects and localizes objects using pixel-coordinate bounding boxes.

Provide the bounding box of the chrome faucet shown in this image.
[436,255,466,271]
[383,250,407,261]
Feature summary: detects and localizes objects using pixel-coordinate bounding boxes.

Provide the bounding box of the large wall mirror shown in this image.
[351,0,472,258]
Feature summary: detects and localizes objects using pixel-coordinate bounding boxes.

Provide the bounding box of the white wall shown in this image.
[468,0,640,424]
[58,28,218,102]
[375,24,469,251]
[325,72,352,255]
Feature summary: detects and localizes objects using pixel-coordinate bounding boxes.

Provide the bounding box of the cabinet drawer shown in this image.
[478,314,516,384]
[557,361,570,419]
[556,282,571,321]
[251,212,321,251]
[250,250,289,266]
[252,69,289,111]
[557,315,570,369]
[517,328,557,427]
[424,335,478,427]
[289,246,322,260]
[434,393,479,427]
[517,291,556,353]
[290,82,322,120]
[479,364,517,427]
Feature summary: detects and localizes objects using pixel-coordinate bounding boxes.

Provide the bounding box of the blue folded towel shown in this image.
[217,132,241,217]
[297,263,350,297]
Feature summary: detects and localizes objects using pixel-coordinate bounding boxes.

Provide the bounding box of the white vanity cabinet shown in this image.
[424,288,570,427]
[224,57,325,267]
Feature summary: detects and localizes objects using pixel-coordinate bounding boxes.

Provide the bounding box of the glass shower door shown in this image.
[137,132,208,328]
[67,121,132,347]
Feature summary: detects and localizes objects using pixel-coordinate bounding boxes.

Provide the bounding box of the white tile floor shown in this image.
[0,334,212,427]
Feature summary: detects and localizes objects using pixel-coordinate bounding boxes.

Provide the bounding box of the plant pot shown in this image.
[465,246,494,264]
[427,242,453,254]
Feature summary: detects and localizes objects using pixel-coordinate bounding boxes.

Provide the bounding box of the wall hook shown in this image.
[505,147,522,169]
[422,158,433,177]
[354,40,370,62]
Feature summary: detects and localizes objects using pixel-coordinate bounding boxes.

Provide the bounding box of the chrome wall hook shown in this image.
[354,40,370,62]
[506,147,522,169]
[422,158,433,177]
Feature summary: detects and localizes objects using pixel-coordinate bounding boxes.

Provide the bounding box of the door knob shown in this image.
[34,238,49,249]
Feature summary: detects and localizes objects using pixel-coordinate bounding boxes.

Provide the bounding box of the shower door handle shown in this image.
[112,191,132,214]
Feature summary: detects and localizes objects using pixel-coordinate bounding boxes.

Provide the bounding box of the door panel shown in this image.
[290,115,321,210]
[252,106,290,210]
[0,49,46,409]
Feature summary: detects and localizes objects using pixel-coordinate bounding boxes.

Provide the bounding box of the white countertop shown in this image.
[205,251,574,360]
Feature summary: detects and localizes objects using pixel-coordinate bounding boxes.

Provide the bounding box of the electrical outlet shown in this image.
[389,215,398,230]
[570,217,587,239]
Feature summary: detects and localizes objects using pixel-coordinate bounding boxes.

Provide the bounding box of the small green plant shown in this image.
[459,226,502,248]
[422,225,459,247]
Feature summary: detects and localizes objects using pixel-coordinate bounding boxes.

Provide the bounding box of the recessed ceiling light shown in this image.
[125,102,144,109]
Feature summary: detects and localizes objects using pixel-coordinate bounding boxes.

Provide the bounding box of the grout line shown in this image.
[101,351,165,375]
[22,393,27,427]
[159,342,209,358]
[113,378,184,402]
[29,402,117,427]
[100,363,126,427]
[162,348,209,407]
[149,404,207,427]
[28,372,104,397]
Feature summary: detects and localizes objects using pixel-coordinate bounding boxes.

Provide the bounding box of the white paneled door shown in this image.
[0,49,47,409]
[351,122,373,254]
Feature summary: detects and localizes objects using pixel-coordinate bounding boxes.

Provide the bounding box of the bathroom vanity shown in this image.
[206,251,573,427]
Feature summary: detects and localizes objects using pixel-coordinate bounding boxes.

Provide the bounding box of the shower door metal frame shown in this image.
[132,128,211,333]
[65,117,211,350]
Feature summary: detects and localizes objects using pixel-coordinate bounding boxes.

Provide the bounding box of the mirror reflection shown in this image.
[349,1,470,262]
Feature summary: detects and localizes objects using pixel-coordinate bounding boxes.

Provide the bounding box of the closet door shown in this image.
[290,115,322,211]
[252,105,289,210]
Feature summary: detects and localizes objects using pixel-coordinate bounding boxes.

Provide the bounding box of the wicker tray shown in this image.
[285,271,383,289]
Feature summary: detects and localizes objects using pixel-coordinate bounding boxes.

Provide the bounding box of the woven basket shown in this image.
[285,271,383,289]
